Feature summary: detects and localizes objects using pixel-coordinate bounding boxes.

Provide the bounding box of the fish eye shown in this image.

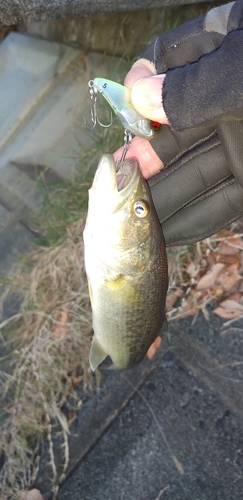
[134,200,150,218]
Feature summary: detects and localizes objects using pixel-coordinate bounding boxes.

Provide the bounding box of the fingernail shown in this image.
[131,75,164,111]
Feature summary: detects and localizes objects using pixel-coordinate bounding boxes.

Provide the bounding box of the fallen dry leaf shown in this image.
[196,263,225,291]
[217,299,243,311]
[207,250,220,267]
[218,243,240,255]
[177,306,199,319]
[146,336,162,360]
[227,291,242,303]
[213,299,243,319]
[226,261,241,274]
[166,229,243,322]
[219,235,243,254]
[218,252,242,265]
[53,307,68,339]
[213,308,243,319]
[215,263,242,293]
[166,288,184,309]
[18,490,44,500]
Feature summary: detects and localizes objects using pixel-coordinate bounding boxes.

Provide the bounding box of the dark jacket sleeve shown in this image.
[140,0,243,131]
[137,0,243,247]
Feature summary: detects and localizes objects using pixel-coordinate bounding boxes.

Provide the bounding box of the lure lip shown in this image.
[92,78,162,140]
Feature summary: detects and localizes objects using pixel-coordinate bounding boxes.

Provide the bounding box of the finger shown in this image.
[124,58,156,89]
[113,136,163,179]
[131,74,169,124]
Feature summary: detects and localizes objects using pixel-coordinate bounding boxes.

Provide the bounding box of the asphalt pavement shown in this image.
[34,308,243,500]
[1,217,241,500]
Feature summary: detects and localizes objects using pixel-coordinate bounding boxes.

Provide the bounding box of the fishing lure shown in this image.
[87,78,161,140]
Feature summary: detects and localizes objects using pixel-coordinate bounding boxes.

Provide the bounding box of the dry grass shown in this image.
[0,217,94,499]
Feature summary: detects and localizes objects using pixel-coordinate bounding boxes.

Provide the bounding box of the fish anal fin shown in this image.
[89,337,108,371]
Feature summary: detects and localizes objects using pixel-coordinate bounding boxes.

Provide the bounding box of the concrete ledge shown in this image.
[1,0,218,25]
[0,33,78,151]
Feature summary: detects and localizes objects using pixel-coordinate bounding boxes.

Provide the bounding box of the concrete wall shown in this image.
[17,1,223,58]
[1,0,220,25]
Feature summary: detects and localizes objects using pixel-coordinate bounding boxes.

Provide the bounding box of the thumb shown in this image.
[131,74,169,124]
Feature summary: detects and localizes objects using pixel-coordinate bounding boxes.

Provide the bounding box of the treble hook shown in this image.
[84,80,113,131]
[116,129,133,172]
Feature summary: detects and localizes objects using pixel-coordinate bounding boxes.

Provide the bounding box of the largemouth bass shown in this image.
[83,154,168,370]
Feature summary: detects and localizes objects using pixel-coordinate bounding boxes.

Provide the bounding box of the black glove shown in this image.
[148,122,243,247]
[140,0,243,246]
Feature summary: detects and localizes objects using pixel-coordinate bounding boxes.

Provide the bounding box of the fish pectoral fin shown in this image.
[105,275,140,304]
[89,337,108,371]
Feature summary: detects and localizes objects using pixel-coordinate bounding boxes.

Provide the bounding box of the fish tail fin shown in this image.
[89,337,108,371]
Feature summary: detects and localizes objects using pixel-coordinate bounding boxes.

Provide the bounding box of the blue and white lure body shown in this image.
[89,78,161,140]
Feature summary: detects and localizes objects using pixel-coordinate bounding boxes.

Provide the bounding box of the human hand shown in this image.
[113,61,243,249]
[116,3,243,248]
[113,59,169,179]
[125,59,168,124]
[113,137,163,179]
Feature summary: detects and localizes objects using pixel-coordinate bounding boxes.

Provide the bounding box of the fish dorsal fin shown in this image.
[89,337,107,371]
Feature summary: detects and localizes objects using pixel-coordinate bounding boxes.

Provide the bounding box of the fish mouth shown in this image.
[116,158,139,193]
[90,154,139,206]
